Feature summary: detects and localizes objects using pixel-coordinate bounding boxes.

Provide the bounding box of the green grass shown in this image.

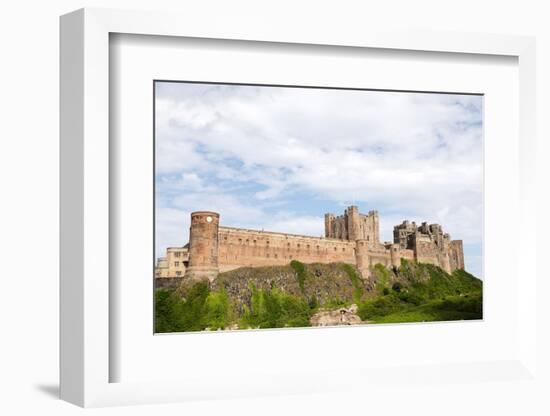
[155,261,483,332]
[357,261,482,323]
[371,294,483,323]
[341,263,365,303]
[290,260,308,292]
[240,284,312,329]
[372,263,391,294]
[155,282,234,332]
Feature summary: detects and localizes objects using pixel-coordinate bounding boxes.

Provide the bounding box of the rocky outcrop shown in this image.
[310,304,362,326]
[211,262,373,311]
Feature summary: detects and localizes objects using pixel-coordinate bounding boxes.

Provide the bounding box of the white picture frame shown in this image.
[60,7,538,408]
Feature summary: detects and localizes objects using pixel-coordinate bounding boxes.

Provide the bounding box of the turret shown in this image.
[185,211,220,282]
[355,239,370,279]
[346,205,361,241]
[324,213,335,238]
[389,243,401,268]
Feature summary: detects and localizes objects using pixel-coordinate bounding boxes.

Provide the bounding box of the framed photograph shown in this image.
[153,80,483,334]
[60,8,538,408]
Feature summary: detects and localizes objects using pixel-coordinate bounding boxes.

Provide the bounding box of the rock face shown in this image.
[310,304,362,326]
[155,277,183,290]
[211,262,373,313]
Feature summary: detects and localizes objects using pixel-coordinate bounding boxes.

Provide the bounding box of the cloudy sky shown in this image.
[155,82,483,277]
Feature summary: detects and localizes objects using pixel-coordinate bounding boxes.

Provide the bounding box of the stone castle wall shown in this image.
[218,226,355,272]
[449,240,465,271]
[155,206,465,281]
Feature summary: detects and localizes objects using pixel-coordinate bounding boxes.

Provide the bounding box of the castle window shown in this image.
[297,244,300,248]
[334,247,337,251]
[253,240,256,244]
[174,252,181,258]
[239,238,242,244]
[342,248,345,252]
[267,241,270,245]
[174,261,179,267]
[175,271,182,276]
[274,254,278,258]
[288,243,291,247]
[317,245,320,250]
[307,245,310,250]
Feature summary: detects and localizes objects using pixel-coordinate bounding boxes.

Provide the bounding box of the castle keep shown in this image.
[155,206,465,281]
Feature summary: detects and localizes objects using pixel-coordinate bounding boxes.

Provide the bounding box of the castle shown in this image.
[155,206,465,281]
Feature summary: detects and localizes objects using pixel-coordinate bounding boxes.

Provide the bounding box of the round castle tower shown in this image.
[355,239,370,279]
[185,211,220,282]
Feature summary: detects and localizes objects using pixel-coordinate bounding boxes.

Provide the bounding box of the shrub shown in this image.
[357,294,405,320]
[342,263,364,303]
[373,263,391,294]
[155,282,234,332]
[290,260,307,292]
[154,289,186,333]
[203,288,233,329]
[241,285,312,328]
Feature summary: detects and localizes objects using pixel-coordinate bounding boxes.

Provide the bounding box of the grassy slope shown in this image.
[358,261,482,323]
[155,260,483,332]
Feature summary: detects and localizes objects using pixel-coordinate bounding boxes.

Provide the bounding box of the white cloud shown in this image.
[155,83,483,276]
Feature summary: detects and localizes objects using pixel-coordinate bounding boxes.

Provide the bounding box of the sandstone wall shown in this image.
[160,208,466,281]
[413,234,442,266]
[325,206,379,243]
[186,211,220,281]
[449,240,465,271]
[218,226,356,272]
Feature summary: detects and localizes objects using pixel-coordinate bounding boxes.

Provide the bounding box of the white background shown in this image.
[1,1,549,415]
[112,34,519,383]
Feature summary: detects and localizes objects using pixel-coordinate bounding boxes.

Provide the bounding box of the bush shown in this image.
[154,289,186,333]
[342,263,364,303]
[357,294,405,320]
[155,282,234,332]
[203,288,233,329]
[290,260,308,292]
[241,285,312,328]
[373,263,391,294]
